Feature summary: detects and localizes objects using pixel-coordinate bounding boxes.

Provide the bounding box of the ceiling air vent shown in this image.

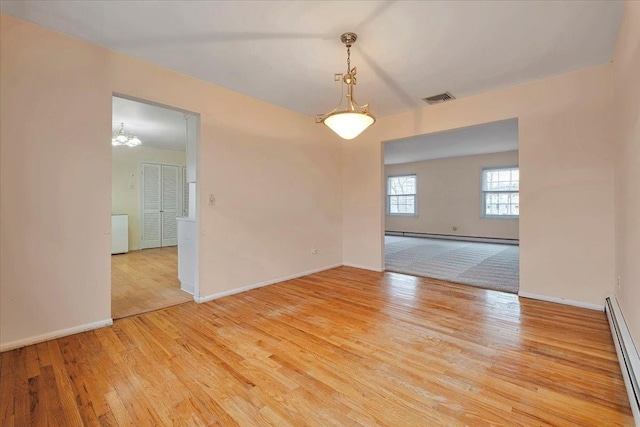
[422,92,456,105]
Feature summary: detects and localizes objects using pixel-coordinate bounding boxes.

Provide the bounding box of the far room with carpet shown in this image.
[385,236,519,293]
[384,120,520,293]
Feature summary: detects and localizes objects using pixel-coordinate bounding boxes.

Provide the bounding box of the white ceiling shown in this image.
[384,119,518,165]
[112,96,187,152]
[2,1,625,118]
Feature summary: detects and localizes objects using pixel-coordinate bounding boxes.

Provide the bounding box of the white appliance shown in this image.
[111,214,129,254]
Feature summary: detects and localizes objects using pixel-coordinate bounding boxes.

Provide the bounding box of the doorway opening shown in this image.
[111,95,199,319]
[382,118,520,294]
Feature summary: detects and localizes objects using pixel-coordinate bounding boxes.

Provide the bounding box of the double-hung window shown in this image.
[482,167,519,218]
[387,174,417,216]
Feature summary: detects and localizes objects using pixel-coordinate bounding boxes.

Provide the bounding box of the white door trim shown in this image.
[189,114,200,301]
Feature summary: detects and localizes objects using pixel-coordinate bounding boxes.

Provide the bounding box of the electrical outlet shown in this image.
[618,275,622,290]
[311,247,318,255]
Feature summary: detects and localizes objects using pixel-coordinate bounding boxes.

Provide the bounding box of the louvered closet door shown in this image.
[141,163,162,249]
[161,164,180,247]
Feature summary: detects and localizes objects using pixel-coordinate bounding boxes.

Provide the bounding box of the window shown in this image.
[387,174,417,215]
[482,167,519,218]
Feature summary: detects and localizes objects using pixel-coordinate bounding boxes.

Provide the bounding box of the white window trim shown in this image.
[386,174,418,217]
[481,166,519,220]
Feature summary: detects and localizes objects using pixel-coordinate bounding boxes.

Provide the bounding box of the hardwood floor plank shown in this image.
[38,365,68,427]
[59,335,109,422]
[103,390,134,426]
[0,351,16,421]
[46,341,85,426]
[35,342,52,368]
[0,267,634,425]
[169,398,209,427]
[24,346,40,380]
[9,349,28,397]
[111,246,192,319]
[12,391,29,427]
[27,376,47,426]
[166,360,242,426]
[109,362,167,426]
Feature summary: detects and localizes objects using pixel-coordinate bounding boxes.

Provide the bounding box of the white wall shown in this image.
[2,9,634,350]
[385,151,519,239]
[613,2,640,346]
[0,15,343,349]
[344,64,615,306]
[112,146,186,250]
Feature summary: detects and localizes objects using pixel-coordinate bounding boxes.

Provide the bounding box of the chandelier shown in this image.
[316,32,375,140]
[111,123,142,147]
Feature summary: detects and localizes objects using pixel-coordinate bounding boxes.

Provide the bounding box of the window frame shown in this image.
[481,166,519,220]
[386,174,418,217]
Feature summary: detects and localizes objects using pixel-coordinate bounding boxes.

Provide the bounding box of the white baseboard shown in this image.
[342,263,384,272]
[386,231,519,246]
[0,318,113,353]
[195,263,343,303]
[518,291,604,311]
[605,295,640,425]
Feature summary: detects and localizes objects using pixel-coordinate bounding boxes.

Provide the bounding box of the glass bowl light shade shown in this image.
[323,112,375,140]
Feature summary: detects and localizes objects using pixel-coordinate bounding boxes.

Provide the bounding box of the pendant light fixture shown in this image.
[111,122,142,147]
[316,32,375,140]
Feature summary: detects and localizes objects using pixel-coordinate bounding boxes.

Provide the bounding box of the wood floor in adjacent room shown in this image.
[1,267,633,426]
[111,246,192,319]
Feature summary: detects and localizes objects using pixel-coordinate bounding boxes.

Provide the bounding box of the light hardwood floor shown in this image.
[111,246,192,319]
[1,267,633,426]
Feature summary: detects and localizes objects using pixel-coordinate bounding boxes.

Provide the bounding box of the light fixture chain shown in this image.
[316,32,375,140]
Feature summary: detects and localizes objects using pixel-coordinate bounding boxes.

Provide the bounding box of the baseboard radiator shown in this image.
[385,230,519,246]
[605,295,640,425]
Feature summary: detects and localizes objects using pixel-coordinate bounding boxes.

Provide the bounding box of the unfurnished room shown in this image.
[1,1,639,426]
[384,119,520,294]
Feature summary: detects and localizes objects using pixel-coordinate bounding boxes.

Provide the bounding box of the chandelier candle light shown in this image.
[316,32,375,140]
[111,123,142,147]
